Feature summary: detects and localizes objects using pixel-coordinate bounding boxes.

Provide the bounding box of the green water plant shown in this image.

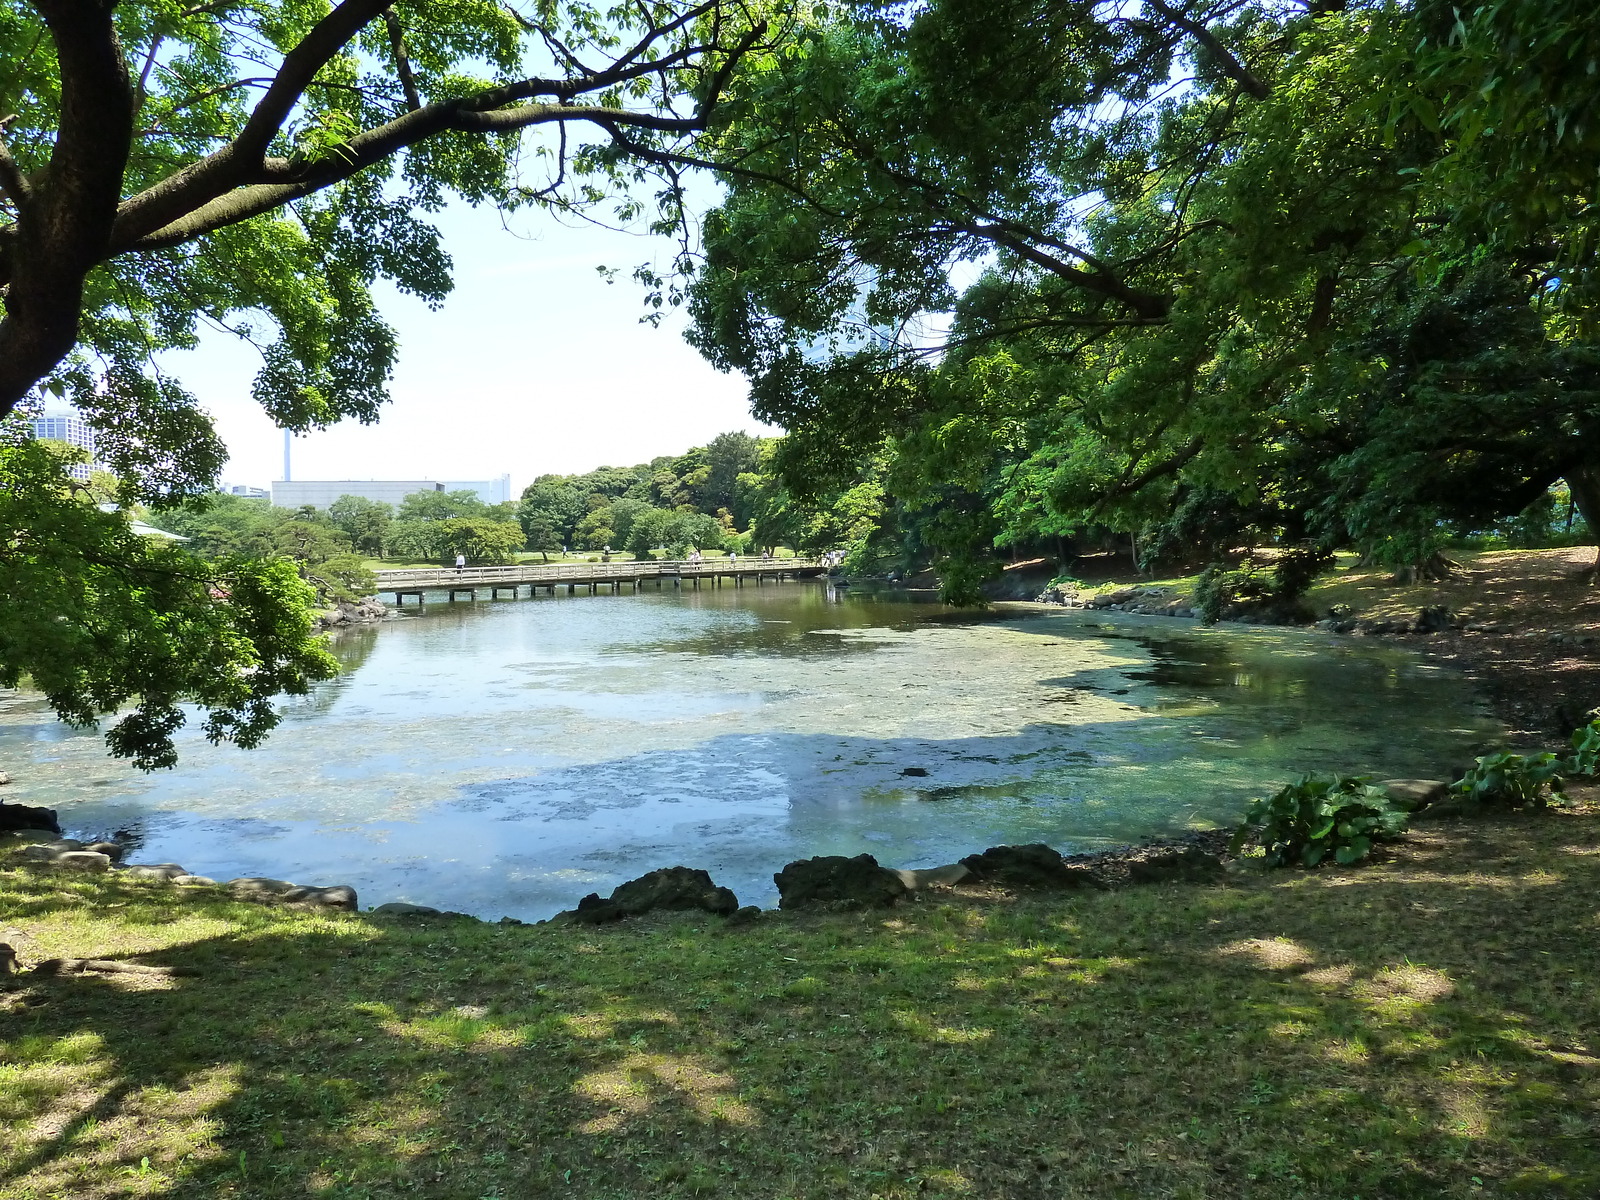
[1453,752,1568,808]
[1232,776,1410,868]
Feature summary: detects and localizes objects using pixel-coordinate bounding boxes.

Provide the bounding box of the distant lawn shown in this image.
[1055,547,1600,638]
[3,795,1598,1198]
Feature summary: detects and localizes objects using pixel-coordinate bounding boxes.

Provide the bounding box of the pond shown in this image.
[0,583,1500,918]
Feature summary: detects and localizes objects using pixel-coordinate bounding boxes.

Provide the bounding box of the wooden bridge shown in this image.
[373,557,828,605]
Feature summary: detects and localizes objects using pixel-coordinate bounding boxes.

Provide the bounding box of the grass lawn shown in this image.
[3,797,1598,1199]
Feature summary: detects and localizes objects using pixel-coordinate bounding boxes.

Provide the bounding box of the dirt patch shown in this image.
[1320,549,1600,739]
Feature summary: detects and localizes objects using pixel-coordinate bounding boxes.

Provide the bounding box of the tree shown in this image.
[0,0,775,418]
[437,516,524,565]
[328,494,393,554]
[624,507,678,558]
[0,0,775,763]
[147,491,282,557]
[382,517,443,562]
[574,503,617,550]
[683,0,1600,593]
[396,489,487,523]
[702,430,762,516]
[517,479,587,548]
[521,511,563,561]
[0,440,336,770]
[680,511,726,552]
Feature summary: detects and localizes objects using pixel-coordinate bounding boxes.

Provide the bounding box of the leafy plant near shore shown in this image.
[1454,751,1568,808]
[1569,718,1600,778]
[1194,549,1332,625]
[1232,775,1410,868]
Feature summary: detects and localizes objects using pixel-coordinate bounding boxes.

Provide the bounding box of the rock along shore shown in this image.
[2,776,1454,929]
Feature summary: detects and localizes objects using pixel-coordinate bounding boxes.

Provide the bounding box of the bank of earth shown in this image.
[978,546,1600,739]
[2,785,1597,1199]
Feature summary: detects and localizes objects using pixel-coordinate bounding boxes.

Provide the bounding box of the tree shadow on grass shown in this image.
[1,806,1598,1198]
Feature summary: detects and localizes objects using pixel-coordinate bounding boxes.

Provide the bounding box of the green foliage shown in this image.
[306,554,376,605]
[0,441,336,769]
[1234,775,1411,869]
[1569,717,1600,779]
[683,0,1600,597]
[384,512,522,565]
[1193,549,1331,626]
[1453,752,1567,809]
[327,495,393,555]
[395,490,488,523]
[623,508,726,559]
[511,432,864,563]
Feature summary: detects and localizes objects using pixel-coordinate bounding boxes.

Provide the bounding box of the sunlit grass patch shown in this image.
[1,799,1598,1197]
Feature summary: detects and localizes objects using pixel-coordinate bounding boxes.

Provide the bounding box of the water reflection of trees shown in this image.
[280,626,381,716]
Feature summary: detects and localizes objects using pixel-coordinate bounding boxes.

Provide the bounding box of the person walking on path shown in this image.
[454,553,466,572]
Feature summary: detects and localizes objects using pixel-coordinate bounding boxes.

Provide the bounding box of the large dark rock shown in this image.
[0,801,61,834]
[1413,605,1456,634]
[774,854,907,911]
[569,866,739,925]
[959,843,1105,890]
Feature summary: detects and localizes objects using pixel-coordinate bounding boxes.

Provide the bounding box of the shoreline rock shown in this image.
[775,854,907,911]
[315,596,397,632]
[557,866,740,925]
[0,800,61,835]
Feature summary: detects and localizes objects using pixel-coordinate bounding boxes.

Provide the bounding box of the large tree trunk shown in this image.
[1565,465,1600,581]
[0,0,135,415]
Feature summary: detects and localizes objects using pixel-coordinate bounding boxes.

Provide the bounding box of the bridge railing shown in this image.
[373,557,825,588]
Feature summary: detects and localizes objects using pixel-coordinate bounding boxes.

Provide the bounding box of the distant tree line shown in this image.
[519,430,763,558]
[147,486,526,594]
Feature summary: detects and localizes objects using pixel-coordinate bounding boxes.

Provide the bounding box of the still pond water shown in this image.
[0,583,1500,918]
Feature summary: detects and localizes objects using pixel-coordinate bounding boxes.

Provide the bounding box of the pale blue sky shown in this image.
[181,198,772,494]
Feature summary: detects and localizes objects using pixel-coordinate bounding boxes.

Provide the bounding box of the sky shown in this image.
[172,199,773,494]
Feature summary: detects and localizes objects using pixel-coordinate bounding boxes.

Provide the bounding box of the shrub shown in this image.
[307,554,376,604]
[1453,751,1567,808]
[1193,547,1331,625]
[1568,717,1600,778]
[1232,775,1410,867]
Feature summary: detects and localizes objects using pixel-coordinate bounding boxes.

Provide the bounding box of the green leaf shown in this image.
[1335,836,1372,865]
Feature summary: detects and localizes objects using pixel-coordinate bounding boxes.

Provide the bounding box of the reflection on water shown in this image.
[0,584,1500,919]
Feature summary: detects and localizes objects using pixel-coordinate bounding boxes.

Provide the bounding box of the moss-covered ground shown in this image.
[3,795,1598,1199]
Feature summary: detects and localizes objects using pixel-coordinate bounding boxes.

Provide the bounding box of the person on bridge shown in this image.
[454,553,466,571]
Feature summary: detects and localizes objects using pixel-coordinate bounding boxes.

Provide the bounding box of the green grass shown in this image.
[4,802,1599,1198]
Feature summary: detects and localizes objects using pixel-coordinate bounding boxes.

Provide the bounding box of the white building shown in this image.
[30,401,99,481]
[442,475,513,505]
[270,480,444,510]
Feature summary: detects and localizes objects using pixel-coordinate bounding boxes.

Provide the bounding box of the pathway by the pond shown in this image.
[0,585,1500,919]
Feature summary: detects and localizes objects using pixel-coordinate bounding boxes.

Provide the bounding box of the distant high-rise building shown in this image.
[223,484,270,500]
[270,480,445,510]
[442,475,513,505]
[29,401,99,481]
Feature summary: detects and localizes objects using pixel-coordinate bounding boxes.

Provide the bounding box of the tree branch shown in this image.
[1145,0,1269,100]
[382,12,421,111]
[0,116,30,210]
